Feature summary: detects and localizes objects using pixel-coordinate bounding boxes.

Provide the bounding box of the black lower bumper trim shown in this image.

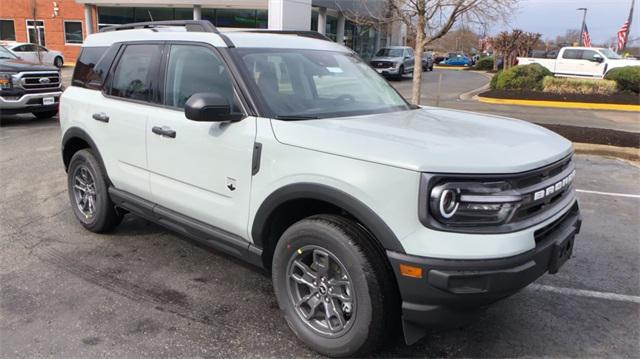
[388,202,581,339]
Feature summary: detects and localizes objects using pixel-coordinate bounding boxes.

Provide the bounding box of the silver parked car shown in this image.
[369,46,414,79]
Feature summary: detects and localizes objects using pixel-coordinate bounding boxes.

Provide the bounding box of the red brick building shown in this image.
[0,0,90,62]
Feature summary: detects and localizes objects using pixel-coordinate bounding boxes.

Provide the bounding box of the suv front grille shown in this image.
[18,72,61,92]
[509,155,575,223]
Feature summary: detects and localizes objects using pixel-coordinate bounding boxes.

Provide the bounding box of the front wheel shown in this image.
[272,215,398,357]
[67,149,122,233]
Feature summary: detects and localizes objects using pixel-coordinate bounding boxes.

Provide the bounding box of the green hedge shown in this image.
[604,66,640,93]
[474,57,494,70]
[490,64,552,91]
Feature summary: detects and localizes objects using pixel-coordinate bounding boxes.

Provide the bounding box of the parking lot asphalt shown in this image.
[1,113,639,358]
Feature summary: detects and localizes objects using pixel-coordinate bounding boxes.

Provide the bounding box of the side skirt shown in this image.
[108,187,263,268]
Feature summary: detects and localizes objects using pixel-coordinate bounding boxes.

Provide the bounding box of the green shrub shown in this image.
[474,57,494,70]
[490,70,501,89]
[492,64,552,91]
[542,76,617,95]
[604,66,640,93]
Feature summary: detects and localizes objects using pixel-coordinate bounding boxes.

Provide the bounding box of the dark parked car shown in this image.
[421,52,434,71]
[0,45,62,119]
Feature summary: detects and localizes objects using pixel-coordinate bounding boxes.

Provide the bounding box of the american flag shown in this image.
[617,0,635,52]
[617,20,630,51]
[582,24,592,47]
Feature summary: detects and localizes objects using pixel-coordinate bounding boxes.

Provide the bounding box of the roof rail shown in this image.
[238,30,332,42]
[100,20,219,34]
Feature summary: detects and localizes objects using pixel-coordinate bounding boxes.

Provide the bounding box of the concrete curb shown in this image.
[478,95,640,112]
[573,142,640,163]
[459,72,493,100]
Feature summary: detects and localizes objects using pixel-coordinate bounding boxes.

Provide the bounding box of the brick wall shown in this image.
[0,0,90,62]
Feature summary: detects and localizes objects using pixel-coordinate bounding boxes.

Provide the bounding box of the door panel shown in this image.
[95,43,164,199]
[147,44,256,238]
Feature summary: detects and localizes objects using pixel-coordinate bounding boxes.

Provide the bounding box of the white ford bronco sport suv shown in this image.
[60,21,581,357]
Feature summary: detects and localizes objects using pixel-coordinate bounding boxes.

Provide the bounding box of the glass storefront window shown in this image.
[97,7,267,29]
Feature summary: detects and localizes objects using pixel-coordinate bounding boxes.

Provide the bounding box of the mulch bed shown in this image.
[537,123,639,148]
[481,89,640,105]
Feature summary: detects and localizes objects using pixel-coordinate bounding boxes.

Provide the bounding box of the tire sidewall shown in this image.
[67,149,111,231]
[272,220,375,357]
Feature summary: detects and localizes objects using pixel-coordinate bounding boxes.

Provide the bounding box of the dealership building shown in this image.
[0,0,406,62]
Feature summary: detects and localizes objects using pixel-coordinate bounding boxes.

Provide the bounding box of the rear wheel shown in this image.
[272,214,398,357]
[67,149,122,233]
[33,110,58,119]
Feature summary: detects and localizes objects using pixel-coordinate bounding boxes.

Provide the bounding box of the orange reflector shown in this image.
[399,264,423,278]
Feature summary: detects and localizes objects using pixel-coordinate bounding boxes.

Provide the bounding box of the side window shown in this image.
[164,44,238,109]
[562,49,582,59]
[581,50,598,60]
[72,46,108,88]
[37,45,48,52]
[12,45,25,52]
[406,48,414,57]
[108,44,162,102]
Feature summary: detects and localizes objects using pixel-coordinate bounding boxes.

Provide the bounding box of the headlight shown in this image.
[429,181,520,226]
[0,72,16,89]
[420,165,577,233]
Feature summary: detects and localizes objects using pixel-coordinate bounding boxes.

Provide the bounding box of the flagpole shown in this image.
[577,8,587,46]
[621,0,635,52]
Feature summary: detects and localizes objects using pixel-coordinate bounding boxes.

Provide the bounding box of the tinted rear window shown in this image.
[72,46,109,88]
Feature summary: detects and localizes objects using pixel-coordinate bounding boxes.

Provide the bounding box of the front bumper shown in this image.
[388,202,581,342]
[375,67,400,75]
[0,91,62,114]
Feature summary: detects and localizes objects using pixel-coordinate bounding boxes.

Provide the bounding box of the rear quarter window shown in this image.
[72,46,116,89]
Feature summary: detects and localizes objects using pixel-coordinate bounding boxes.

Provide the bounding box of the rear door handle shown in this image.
[92,112,109,123]
[152,126,176,138]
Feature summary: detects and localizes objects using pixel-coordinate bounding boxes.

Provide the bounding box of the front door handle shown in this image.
[152,126,176,138]
[92,112,109,123]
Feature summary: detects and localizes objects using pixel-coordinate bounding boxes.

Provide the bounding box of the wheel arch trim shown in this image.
[61,127,110,183]
[251,183,406,253]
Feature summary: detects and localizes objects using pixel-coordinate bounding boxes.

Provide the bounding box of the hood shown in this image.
[270,107,573,174]
[0,58,59,72]
[370,56,403,62]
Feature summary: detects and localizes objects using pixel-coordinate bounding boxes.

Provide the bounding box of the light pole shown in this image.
[577,7,587,46]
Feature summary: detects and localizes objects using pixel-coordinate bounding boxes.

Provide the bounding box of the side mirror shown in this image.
[184,92,243,122]
[592,55,604,63]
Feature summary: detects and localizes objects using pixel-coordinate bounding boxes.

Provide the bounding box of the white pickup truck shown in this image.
[518,47,639,78]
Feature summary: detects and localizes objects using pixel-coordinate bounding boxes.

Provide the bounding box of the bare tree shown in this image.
[339,0,516,105]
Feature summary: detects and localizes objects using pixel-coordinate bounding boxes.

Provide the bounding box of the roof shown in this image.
[83,27,351,53]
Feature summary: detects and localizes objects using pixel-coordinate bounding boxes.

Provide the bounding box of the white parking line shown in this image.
[528,284,640,304]
[576,189,640,199]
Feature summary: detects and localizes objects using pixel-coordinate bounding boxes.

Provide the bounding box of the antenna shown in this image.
[148,10,154,22]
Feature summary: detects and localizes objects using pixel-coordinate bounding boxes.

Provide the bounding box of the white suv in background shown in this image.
[60,21,581,357]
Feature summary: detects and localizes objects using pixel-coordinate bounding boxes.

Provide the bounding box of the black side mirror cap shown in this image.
[184,92,244,122]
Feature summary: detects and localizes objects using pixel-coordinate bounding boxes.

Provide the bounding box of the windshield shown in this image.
[375,48,403,57]
[0,46,17,59]
[599,48,622,59]
[235,48,411,119]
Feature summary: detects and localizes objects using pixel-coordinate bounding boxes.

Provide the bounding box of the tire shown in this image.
[67,149,122,233]
[54,56,63,68]
[272,214,399,357]
[33,110,58,119]
[396,65,404,80]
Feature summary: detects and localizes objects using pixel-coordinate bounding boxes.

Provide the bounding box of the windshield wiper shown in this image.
[274,115,320,121]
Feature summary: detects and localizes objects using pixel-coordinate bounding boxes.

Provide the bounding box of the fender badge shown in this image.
[226,177,236,191]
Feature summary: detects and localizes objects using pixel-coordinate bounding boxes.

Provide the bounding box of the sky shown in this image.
[495,0,639,45]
